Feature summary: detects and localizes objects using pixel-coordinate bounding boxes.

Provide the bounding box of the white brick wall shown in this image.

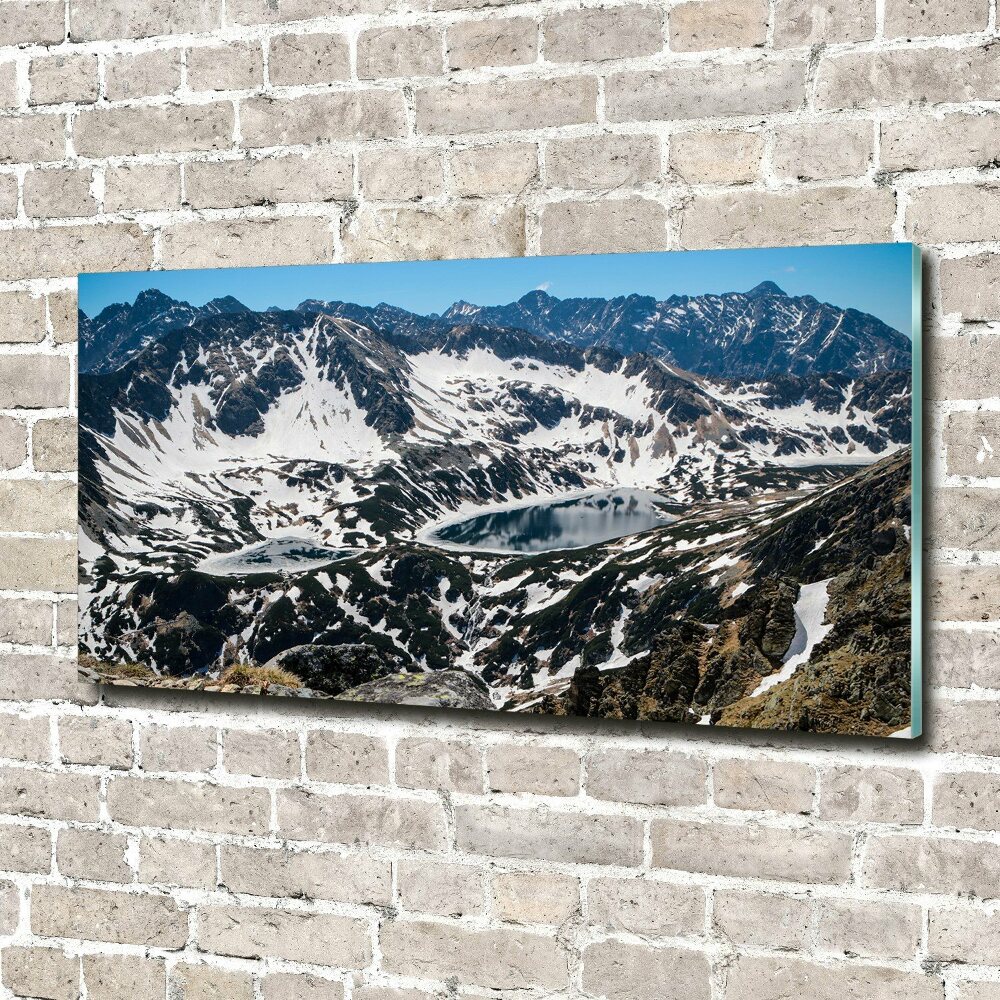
[0,0,997,995]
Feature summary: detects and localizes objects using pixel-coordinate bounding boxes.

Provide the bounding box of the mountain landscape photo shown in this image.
[78,245,920,737]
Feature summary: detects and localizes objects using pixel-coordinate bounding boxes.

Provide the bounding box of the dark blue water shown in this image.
[198,537,357,576]
[430,489,674,554]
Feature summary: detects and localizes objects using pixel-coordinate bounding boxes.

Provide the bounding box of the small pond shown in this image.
[198,537,358,576]
[423,489,675,554]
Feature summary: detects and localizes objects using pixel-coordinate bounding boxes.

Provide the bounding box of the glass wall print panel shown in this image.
[78,243,922,737]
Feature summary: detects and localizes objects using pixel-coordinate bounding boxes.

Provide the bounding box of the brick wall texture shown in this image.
[0,0,997,996]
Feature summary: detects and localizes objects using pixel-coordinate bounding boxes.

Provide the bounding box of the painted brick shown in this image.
[929,628,999,689]
[882,113,1000,172]
[0,880,19,935]
[139,836,217,889]
[0,600,53,646]
[229,0,391,23]
[714,758,815,814]
[933,698,1000,758]
[447,17,536,69]
[56,829,131,884]
[74,103,234,157]
[771,120,874,181]
[669,0,767,51]
[818,765,924,824]
[220,844,392,904]
[587,749,706,806]
[69,0,221,40]
[381,920,568,990]
[0,115,66,165]
[197,905,371,967]
[0,537,75,592]
[0,224,154,282]
[491,870,579,924]
[58,715,133,769]
[31,885,188,947]
[928,334,1000,400]
[170,964,255,1000]
[223,727,300,779]
[395,736,483,792]
[652,819,853,883]
[931,488,1000,550]
[0,714,49,762]
[241,91,407,146]
[884,0,989,38]
[543,6,663,62]
[1,947,79,1000]
[23,168,96,220]
[670,130,763,185]
[262,973,344,1000]
[944,409,1000,477]
[486,744,580,795]
[104,49,182,100]
[305,730,389,785]
[540,198,667,254]
[455,803,644,865]
[546,134,661,190]
[104,163,182,213]
[773,0,875,46]
[816,897,922,960]
[933,771,1000,832]
[359,148,446,201]
[929,565,1000,622]
[582,939,711,1000]
[606,59,807,122]
[0,292,46,346]
[0,653,95,704]
[29,54,98,106]
[398,858,484,917]
[588,877,705,936]
[0,824,52,874]
[713,889,812,949]
[187,42,263,91]
[140,724,217,773]
[863,833,1000,898]
[268,33,349,86]
[928,905,1000,965]
[358,25,443,78]
[0,2,65,46]
[47,293,77,346]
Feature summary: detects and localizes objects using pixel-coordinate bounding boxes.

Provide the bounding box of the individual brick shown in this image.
[0,714,49,762]
[0,293,46,345]
[104,163,182,213]
[0,114,66,164]
[678,187,895,249]
[0,478,74,532]
[543,6,663,62]
[0,224,154,281]
[816,897,921,961]
[884,0,988,38]
[55,602,75,645]
[140,724,217,774]
[816,45,1000,110]
[0,1,65,46]
[56,829,131,884]
[771,120,874,181]
[262,973,344,1000]
[932,699,1000,757]
[447,17,536,70]
[862,832,1000,897]
[68,0,221,40]
[23,168,96,219]
[104,49,182,100]
[0,824,52,873]
[357,25,443,79]
[346,203,524,261]
[0,538,76,592]
[0,61,16,110]
[670,130,763,184]
[652,820,853,883]
[928,905,1000,965]
[0,653,95,704]
[725,955,943,1000]
[714,759,815,813]
[29,53,98,106]
[588,877,705,936]
[486,744,580,796]
[0,768,98,822]
[415,76,597,134]
[882,113,1000,173]
[269,33,350,86]
[106,776,271,835]
[491,871,579,925]
[1,947,79,1000]
[587,749,706,806]
[381,920,568,991]
[47,292,77,345]
[818,765,923,824]
[582,940,711,1000]
[83,955,166,1000]
[185,153,352,209]
[450,143,538,196]
[32,416,79,466]
[931,488,1000,550]
[240,91,407,146]
[540,198,666,254]
[223,727,299,779]
[547,134,660,190]
[670,0,767,50]
[0,417,27,471]
[0,600,53,646]
[928,334,1000,400]
[0,880,19,935]
[944,409,1000,477]
[395,736,483,792]
[159,216,332,270]
[187,42,263,91]
[229,0,392,23]
[278,788,447,849]
[170,964,255,1000]
[31,885,188,948]
[455,803,643,865]
[907,184,1000,244]
[933,772,1000,832]
[0,173,15,218]
[941,254,1000,320]
[713,889,812,950]
[304,731,389,785]
[220,844,391,905]
[929,565,1000,622]
[197,905,371,967]
[74,103,233,157]
[928,628,999,689]
[0,355,70,408]
[606,59,806,122]
[138,836,217,889]
[359,148,445,201]
[773,0,875,46]
[398,859,484,917]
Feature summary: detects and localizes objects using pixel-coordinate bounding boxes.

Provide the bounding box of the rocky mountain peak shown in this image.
[745,280,787,298]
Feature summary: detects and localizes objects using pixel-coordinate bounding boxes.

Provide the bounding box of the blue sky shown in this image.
[79,244,917,334]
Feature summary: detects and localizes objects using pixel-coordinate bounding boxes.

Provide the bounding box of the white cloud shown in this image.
[535,281,552,291]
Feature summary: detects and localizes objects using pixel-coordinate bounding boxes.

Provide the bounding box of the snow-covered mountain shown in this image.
[78,289,913,735]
